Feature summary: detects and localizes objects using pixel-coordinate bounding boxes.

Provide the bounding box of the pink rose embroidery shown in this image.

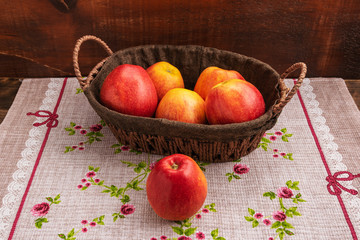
[90,124,103,132]
[178,236,192,240]
[269,136,277,141]
[233,164,250,175]
[254,212,263,219]
[120,204,135,215]
[202,208,209,213]
[195,214,201,219]
[89,221,97,227]
[277,187,294,199]
[121,145,130,151]
[196,232,205,239]
[263,219,271,226]
[272,211,286,222]
[86,171,96,178]
[149,161,157,171]
[31,202,50,217]
[80,129,87,135]
[160,236,167,240]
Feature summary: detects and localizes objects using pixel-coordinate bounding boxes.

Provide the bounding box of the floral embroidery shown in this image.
[245,180,306,239]
[151,203,225,240]
[111,142,142,155]
[195,161,209,172]
[225,158,250,182]
[31,194,61,229]
[75,88,83,94]
[258,128,294,160]
[79,156,153,221]
[57,215,105,239]
[64,120,106,153]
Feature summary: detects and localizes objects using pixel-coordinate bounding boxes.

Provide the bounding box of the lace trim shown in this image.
[0,79,62,239]
[300,78,360,235]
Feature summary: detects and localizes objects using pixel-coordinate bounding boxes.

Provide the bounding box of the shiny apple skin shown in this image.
[194,66,245,100]
[146,61,185,100]
[99,64,158,117]
[155,88,206,124]
[205,79,265,124]
[146,154,208,221]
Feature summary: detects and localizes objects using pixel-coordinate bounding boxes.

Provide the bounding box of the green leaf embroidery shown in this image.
[58,233,66,239]
[282,136,289,142]
[271,221,281,229]
[252,220,259,228]
[282,221,294,229]
[184,227,197,236]
[248,208,255,216]
[172,226,184,235]
[244,216,254,221]
[67,228,75,238]
[211,228,219,238]
[263,191,276,200]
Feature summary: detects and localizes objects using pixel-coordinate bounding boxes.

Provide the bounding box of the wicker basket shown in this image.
[73,35,307,163]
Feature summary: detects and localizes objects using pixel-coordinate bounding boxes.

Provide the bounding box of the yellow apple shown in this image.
[147,61,185,100]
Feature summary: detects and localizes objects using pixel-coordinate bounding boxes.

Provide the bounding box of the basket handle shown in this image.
[272,62,307,115]
[73,35,113,90]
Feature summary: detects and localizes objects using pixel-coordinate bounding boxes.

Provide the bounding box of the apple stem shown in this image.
[171,163,179,170]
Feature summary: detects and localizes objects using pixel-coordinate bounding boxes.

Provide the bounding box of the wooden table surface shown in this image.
[0,78,359,124]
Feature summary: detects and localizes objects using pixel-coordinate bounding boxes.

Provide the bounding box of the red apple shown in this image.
[155,88,206,124]
[194,66,245,100]
[205,79,265,124]
[146,61,185,100]
[99,64,158,117]
[146,154,208,221]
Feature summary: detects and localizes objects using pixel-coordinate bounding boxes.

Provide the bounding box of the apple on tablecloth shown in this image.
[99,64,158,117]
[146,154,208,221]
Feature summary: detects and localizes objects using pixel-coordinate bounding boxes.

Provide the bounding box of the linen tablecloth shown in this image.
[0,77,359,240]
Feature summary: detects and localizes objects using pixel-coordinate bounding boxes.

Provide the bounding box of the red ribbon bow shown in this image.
[27,110,59,128]
[326,171,360,196]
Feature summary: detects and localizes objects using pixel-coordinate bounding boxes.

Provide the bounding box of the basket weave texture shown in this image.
[73,35,307,163]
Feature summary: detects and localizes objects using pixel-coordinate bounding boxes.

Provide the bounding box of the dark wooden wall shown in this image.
[1,0,360,78]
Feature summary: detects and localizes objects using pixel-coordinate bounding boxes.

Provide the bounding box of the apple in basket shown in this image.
[205,79,265,124]
[146,61,185,100]
[155,88,206,124]
[146,154,208,221]
[194,66,245,100]
[99,64,158,117]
